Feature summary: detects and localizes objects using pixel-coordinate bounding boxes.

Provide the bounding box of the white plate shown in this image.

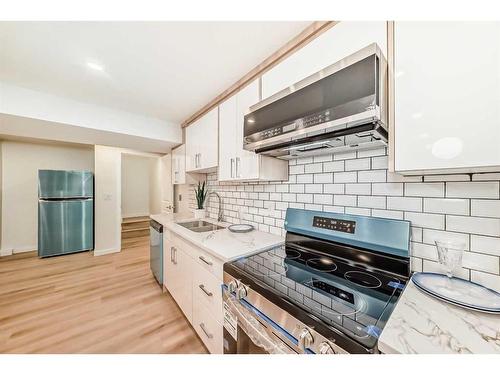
[228,224,255,233]
[412,272,500,314]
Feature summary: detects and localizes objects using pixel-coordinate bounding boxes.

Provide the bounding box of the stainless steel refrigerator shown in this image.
[38,170,94,258]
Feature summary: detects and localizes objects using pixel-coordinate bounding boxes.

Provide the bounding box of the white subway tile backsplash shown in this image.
[297,193,313,203]
[313,194,333,205]
[471,199,500,218]
[345,183,371,195]
[462,252,499,274]
[314,173,333,184]
[423,198,470,215]
[202,145,500,287]
[405,212,445,229]
[345,158,370,171]
[334,195,357,207]
[412,242,439,261]
[305,163,323,174]
[446,182,500,199]
[323,184,344,194]
[345,207,370,216]
[305,184,322,194]
[470,235,500,256]
[447,215,500,236]
[405,183,445,197]
[358,196,386,209]
[387,197,422,212]
[422,229,469,250]
[290,165,305,175]
[358,170,386,183]
[323,161,344,172]
[372,209,404,220]
[372,183,403,196]
[472,173,500,181]
[296,174,313,184]
[423,260,469,279]
[333,172,357,183]
[371,156,388,170]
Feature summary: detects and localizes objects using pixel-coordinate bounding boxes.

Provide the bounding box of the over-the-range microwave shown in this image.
[243,43,388,159]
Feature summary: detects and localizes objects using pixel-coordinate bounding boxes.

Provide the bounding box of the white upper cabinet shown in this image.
[186,108,219,173]
[393,22,500,174]
[172,144,201,185]
[218,80,288,182]
[172,144,186,184]
[262,21,388,99]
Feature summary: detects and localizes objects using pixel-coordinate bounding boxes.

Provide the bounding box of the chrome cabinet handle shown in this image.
[170,246,174,263]
[236,157,241,178]
[199,255,213,266]
[230,158,234,178]
[199,323,213,339]
[199,284,213,297]
[171,247,177,265]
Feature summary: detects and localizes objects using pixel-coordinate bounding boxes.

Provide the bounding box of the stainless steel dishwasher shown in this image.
[149,219,163,285]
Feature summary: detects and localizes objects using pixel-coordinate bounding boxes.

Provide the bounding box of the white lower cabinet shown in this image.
[164,232,224,353]
[193,299,223,354]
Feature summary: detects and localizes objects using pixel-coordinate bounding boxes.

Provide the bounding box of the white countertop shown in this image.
[150,214,285,262]
[378,279,500,354]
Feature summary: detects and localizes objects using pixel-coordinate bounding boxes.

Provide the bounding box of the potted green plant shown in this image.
[193,181,208,219]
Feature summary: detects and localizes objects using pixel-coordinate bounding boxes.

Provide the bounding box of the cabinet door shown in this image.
[394,22,500,174]
[198,108,219,170]
[185,121,199,172]
[172,144,186,185]
[262,21,388,99]
[163,231,174,288]
[236,80,260,180]
[175,246,193,323]
[218,95,237,181]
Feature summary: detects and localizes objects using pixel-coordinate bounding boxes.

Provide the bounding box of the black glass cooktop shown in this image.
[227,234,409,350]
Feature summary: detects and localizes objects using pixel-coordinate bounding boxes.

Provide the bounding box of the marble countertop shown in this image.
[378,279,500,354]
[150,213,285,262]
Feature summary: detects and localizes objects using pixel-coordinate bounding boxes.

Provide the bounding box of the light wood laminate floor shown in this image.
[0,236,208,354]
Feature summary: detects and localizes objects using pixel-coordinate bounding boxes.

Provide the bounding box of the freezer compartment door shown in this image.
[38,170,94,199]
[38,199,94,257]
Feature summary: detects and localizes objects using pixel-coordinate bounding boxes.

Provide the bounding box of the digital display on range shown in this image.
[312,279,355,304]
[313,216,356,234]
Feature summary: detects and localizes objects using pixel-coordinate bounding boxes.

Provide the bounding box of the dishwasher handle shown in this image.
[150,220,163,233]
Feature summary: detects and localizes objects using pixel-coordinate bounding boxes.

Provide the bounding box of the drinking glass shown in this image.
[435,240,466,279]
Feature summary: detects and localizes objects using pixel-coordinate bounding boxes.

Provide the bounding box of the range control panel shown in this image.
[312,216,356,234]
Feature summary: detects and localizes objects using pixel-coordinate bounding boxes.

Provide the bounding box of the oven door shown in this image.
[222,287,299,354]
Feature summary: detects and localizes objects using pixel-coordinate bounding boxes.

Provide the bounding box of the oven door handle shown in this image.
[223,287,297,354]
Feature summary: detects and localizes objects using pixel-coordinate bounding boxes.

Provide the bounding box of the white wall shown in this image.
[94,145,121,256]
[121,154,152,218]
[0,82,181,143]
[0,140,94,255]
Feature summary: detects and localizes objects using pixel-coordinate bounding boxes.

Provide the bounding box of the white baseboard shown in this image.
[0,248,13,257]
[94,248,121,257]
[0,246,36,257]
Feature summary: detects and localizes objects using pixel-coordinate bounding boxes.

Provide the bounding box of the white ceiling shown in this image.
[0,21,310,124]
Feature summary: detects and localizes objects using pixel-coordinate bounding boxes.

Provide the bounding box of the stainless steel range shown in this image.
[222,208,411,354]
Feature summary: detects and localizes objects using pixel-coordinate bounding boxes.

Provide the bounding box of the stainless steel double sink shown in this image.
[177,220,225,233]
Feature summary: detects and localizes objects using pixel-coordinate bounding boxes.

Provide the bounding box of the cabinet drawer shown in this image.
[192,247,224,280]
[193,262,223,323]
[193,301,223,354]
